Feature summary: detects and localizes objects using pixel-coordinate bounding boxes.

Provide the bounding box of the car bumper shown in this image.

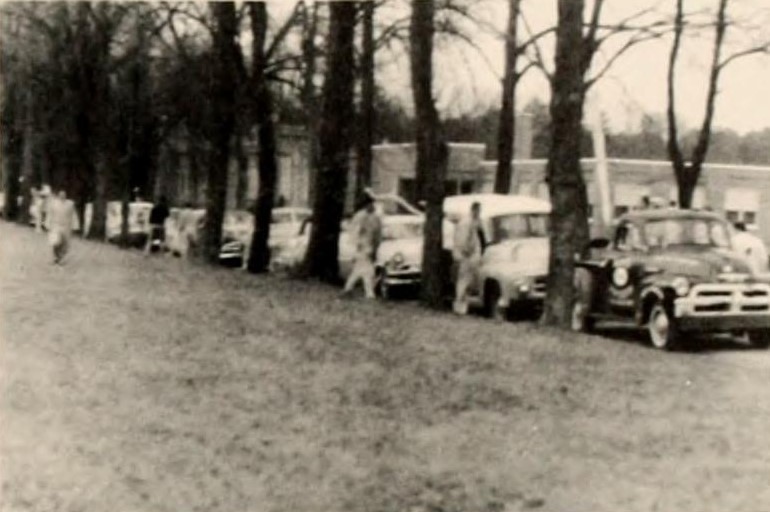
[675,313,770,332]
[674,282,770,332]
[382,270,421,287]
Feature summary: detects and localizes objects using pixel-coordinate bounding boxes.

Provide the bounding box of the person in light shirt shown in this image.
[46,189,76,265]
[732,222,768,274]
[342,196,382,299]
[452,201,484,315]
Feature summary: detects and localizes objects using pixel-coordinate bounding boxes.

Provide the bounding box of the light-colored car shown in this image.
[105,201,153,242]
[269,207,312,251]
[443,193,552,319]
[271,214,425,297]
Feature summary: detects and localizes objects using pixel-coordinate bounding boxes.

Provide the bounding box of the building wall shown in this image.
[478,158,770,244]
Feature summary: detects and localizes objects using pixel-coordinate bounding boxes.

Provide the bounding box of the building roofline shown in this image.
[478,157,770,173]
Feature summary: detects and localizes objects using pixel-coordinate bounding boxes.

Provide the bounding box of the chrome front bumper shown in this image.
[674,282,770,331]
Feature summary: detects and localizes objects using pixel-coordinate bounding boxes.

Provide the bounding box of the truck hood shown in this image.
[486,237,550,275]
[646,246,751,279]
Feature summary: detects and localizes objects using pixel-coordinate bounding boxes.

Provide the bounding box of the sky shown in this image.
[356,0,770,135]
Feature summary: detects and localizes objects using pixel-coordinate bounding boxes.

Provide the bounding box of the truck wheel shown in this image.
[748,330,770,349]
[648,301,680,350]
[484,281,507,321]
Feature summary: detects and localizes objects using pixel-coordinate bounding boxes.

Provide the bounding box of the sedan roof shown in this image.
[443,193,551,219]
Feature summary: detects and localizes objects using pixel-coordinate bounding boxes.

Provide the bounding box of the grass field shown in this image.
[1,222,769,512]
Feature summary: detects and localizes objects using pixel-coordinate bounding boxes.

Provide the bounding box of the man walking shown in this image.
[46,189,76,265]
[342,196,382,298]
[732,221,768,274]
[453,201,483,315]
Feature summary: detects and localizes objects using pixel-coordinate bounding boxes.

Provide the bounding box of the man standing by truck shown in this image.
[452,201,483,315]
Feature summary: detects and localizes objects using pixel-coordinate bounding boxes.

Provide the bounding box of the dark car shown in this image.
[571,208,770,350]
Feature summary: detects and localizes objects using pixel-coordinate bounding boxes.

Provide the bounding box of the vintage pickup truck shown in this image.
[571,208,770,350]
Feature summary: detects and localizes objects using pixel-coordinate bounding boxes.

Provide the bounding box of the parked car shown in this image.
[268,207,312,252]
[105,201,153,244]
[271,214,425,297]
[571,208,770,350]
[442,194,552,319]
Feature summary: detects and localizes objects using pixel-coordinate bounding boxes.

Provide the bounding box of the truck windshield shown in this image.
[490,213,549,243]
[382,221,424,240]
[643,218,731,249]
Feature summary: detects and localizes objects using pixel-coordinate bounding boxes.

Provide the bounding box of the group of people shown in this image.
[341,195,484,316]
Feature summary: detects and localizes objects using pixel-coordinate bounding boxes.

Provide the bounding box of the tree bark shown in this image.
[201,2,238,264]
[495,0,522,194]
[541,0,593,327]
[354,1,375,203]
[410,0,449,309]
[303,2,357,282]
[246,1,279,274]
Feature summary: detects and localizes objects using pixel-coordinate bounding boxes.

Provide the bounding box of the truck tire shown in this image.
[647,300,681,350]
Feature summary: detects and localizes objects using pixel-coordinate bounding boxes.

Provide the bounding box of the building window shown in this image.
[613,184,650,215]
[724,188,760,228]
[459,180,474,194]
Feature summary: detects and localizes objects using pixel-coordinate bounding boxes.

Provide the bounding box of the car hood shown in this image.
[486,237,550,275]
[646,246,751,279]
[377,237,423,266]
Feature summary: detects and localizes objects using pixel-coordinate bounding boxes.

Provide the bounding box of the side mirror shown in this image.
[589,238,610,250]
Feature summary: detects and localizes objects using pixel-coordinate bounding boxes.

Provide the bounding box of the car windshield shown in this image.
[490,213,549,243]
[643,218,731,249]
[382,221,423,240]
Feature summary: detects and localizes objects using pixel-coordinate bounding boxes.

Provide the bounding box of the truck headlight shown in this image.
[390,252,405,268]
[672,276,690,296]
[518,282,530,293]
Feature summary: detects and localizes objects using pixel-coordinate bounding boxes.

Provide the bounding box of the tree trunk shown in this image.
[541,0,592,327]
[495,0,522,194]
[2,108,24,221]
[201,2,238,264]
[246,1,279,274]
[410,0,449,309]
[303,2,357,282]
[354,1,375,203]
[234,124,249,210]
[301,1,321,207]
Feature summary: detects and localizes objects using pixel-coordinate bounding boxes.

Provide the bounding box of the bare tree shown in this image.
[303,2,357,282]
[667,0,770,208]
[495,0,526,194]
[354,1,376,203]
[245,1,280,273]
[411,0,449,308]
[200,1,238,264]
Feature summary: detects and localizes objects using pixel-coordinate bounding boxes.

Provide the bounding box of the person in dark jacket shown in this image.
[144,196,170,255]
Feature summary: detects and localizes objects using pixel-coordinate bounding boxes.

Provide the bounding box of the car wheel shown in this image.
[484,281,507,321]
[748,330,770,349]
[648,301,680,350]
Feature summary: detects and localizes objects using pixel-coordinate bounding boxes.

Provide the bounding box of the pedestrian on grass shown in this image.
[342,196,382,299]
[732,221,768,274]
[144,195,170,255]
[46,189,75,265]
[453,201,483,315]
